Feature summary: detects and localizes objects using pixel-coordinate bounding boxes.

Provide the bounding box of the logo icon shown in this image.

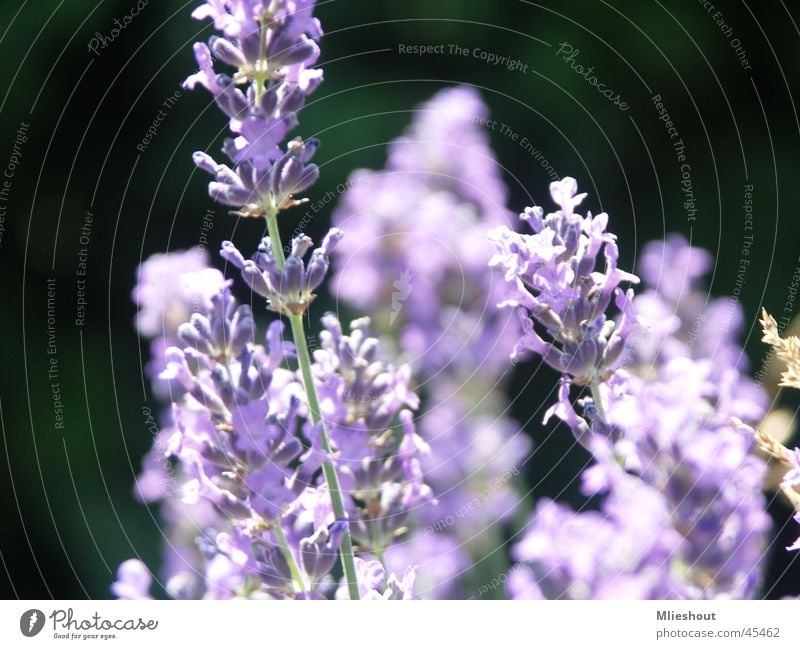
[20,609,45,637]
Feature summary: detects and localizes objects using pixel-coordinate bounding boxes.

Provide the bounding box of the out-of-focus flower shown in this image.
[111,560,153,600]
[512,477,682,599]
[336,557,419,600]
[331,86,530,597]
[133,248,226,340]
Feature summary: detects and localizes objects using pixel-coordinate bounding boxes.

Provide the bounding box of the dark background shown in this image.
[1,0,798,598]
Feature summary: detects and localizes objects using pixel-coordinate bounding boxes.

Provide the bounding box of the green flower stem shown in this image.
[589,376,606,421]
[253,18,268,103]
[265,207,361,600]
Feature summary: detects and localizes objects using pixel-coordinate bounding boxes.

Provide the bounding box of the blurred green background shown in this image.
[1,0,798,598]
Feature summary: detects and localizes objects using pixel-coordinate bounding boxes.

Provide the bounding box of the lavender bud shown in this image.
[193,151,218,175]
[210,36,246,67]
[260,88,279,117]
[258,546,293,589]
[178,323,213,355]
[209,182,251,206]
[282,256,305,296]
[229,305,255,352]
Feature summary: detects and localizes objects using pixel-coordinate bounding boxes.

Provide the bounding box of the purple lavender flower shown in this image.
[336,557,419,600]
[221,228,341,316]
[334,172,515,371]
[489,177,640,384]
[118,0,435,600]
[185,1,323,216]
[501,226,770,599]
[158,288,315,533]
[331,86,530,597]
[133,248,226,341]
[111,560,153,600]
[123,0,432,600]
[510,477,683,599]
[604,361,768,597]
[512,368,768,599]
[783,448,800,489]
[310,314,430,554]
[132,248,227,409]
[332,121,517,386]
[120,277,429,598]
[383,531,468,599]
[387,85,510,223]
[218,220,432,559]
[130,249,231,591]
[635,234,759,379]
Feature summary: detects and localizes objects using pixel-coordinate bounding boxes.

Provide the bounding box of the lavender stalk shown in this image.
[186,0,360,599]
[135,0,372,599]
[263,206,360,598]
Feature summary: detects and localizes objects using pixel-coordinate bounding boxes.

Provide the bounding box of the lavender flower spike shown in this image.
[184,0,365,599]
[116,0,423,600]
[185,1,323,217]
[221,228,342,316]
[489,177,640,385]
